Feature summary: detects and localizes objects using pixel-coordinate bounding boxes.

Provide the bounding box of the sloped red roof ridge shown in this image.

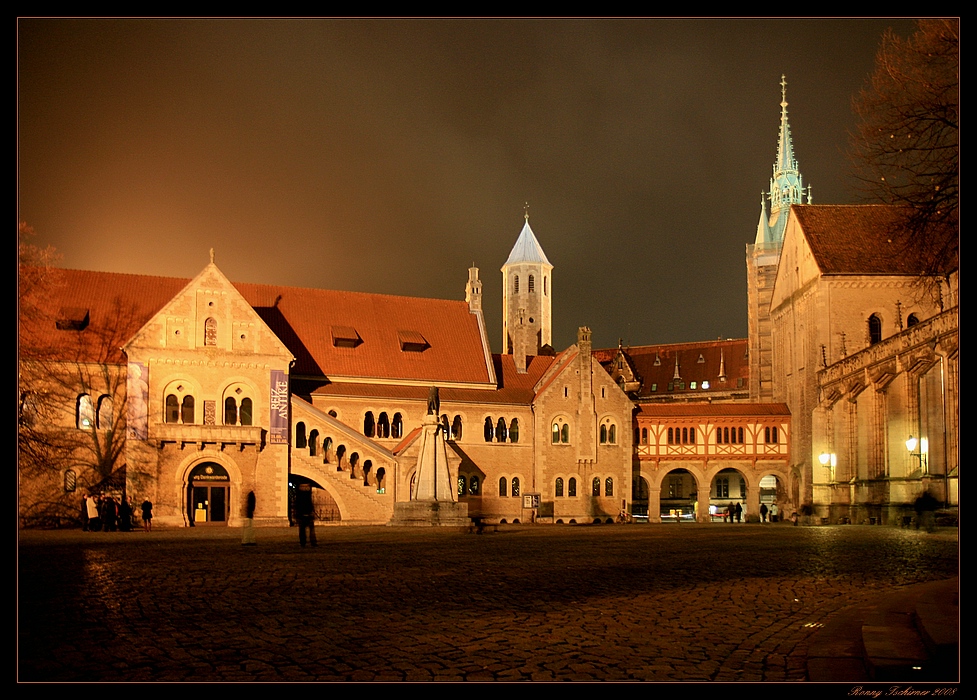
[20,266,494,385]
[595,338,749,398]
[790,204,937,276]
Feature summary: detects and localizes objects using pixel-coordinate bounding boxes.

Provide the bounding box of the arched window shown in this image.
[181,396,194,424]
[689,427,696,444]
[484,417,494,442]
[77,394,95,429]
[514,275,520,293]
[165,394,180,424]
[295,422,307,449]
[308,429,319,457]
[682,427,688,444]
[608,424,616,444]
[458,476,467,497]
[543,276,548,295]
[469,475,480,496]
[600,424,608,444]
[869,314,883,345]
[561,424,570,444]
[499,477,508,497]
[668,427,674,445]
[392,413,403,439]
[496,417,507,443]
[568,477,577,497]
[907,313,920,328]
[552,422,561,444]
[377,412,391,438]
[224,397,237,425]
[605,477,614,497]
[511,477,520,497]
[452,415,463,441]
[641,427,648,444]
[204,317,217,346]
[441,414,450,438]
[528,274,535,293]
[96,395,112,429]
[323,437,333,462]
[240,398,253,426]
[336,445,347,468]
[64,469,77,493]
[592,477,601,497]
[509,418,519,443]
[555,477,564,497]
[364,411,376,438]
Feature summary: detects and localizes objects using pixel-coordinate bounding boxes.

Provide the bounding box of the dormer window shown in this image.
[397,330,429,353]
[56,307,89,331]
[331,325,361,348]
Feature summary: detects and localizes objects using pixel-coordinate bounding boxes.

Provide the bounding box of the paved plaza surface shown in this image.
[19,523,958,682]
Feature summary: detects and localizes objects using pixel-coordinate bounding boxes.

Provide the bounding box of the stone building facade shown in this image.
[19,221,635,528]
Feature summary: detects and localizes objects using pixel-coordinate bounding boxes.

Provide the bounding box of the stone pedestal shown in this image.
[389,499,469,527]
[388,412,470,527]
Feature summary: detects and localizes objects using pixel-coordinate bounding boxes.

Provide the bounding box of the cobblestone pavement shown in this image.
[18,523,958,682]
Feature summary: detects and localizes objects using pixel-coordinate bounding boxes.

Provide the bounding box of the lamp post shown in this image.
[906,435,928,474]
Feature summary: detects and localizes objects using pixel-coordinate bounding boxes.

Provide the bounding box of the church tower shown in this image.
[502,212,553,374]
[748,76,811,401]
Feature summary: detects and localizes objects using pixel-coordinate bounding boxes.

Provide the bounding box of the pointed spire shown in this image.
[756,75,809,248]
[504,219,551,266]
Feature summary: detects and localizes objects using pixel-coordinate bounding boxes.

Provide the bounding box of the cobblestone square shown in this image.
[19,523,958,682]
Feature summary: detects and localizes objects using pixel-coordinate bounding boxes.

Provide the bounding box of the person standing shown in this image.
[734,501,743,523]
[760,503,768,523]
[770,503,779,523]
[242,490,257,546]
[118,497,133,532]
[141,499,153,532]
[295,483,317,547]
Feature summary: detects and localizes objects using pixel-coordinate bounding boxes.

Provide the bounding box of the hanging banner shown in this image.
[269,369,289,444]
[127,362,149,440]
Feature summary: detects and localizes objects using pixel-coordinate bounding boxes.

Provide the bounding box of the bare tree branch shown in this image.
[849,19,959,279]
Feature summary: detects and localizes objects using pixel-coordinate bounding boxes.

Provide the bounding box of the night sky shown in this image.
[18,18,918,353]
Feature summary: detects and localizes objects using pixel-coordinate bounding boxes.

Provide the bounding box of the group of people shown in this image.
[717,502,781,523]
[82,494,153,532]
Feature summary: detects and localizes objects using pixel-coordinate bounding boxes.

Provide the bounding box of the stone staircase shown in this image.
[292,450,393,524]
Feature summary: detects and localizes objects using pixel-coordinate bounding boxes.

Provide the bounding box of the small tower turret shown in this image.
[502,210,553,373]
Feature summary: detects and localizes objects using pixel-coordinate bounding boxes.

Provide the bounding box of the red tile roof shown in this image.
[635,402,789,418]
[594,338,749,399]
[20,266,495,385]
[790,204,939,275]
[306,354,556,406]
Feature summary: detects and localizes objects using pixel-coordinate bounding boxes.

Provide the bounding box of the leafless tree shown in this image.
[849,19,958,280]
[19,229,141,524]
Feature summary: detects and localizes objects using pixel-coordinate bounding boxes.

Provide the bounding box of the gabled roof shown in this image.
[594,338,749,400]
[19,268,188,365]
[790,205,933,276]
[503,220,551,267]
[20,266,495,386]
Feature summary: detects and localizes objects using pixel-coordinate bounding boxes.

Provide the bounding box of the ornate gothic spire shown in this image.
[755,75,810,248]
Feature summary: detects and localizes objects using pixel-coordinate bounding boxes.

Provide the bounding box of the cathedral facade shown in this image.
[745,79,959,524]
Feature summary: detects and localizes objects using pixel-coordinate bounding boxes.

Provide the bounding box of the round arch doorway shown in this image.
[187,462,230,526]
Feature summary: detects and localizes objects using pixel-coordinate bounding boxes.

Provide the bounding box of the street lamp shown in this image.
[819,451,836,478]
[906,435,928,473]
